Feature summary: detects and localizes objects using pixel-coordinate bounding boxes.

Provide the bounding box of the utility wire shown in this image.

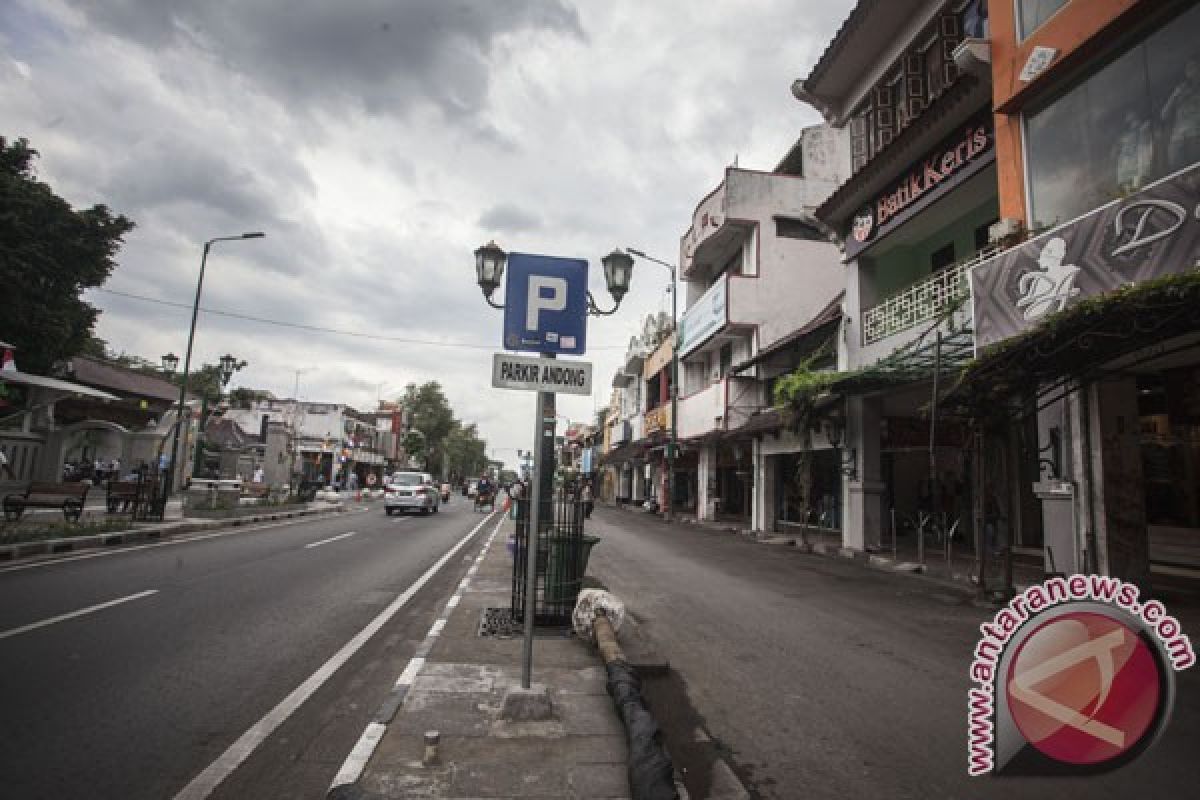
[92,286,626,350]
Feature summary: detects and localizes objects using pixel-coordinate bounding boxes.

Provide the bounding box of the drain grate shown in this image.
[478,607,522,638]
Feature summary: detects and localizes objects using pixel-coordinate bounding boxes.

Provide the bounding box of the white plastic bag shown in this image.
[572,588,626,641]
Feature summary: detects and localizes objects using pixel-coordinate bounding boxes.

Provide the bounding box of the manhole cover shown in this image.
[478,607,522,638]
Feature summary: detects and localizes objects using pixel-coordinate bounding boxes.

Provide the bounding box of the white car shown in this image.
[384,472,439,516]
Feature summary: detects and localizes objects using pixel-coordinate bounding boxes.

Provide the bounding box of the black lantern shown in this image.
[601,249,634,305]
[161,352,179,374]
[218,353,239,388]
[474,240,507,303]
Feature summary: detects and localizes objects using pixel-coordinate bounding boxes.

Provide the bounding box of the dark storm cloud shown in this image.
[68,0,584,122]
[478,203,542,234]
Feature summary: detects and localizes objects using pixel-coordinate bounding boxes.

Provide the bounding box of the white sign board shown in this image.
[492,353,593,396]
[678,276,727,357]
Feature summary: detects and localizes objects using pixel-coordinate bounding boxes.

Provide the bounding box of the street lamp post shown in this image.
[473,241,634,690]
[165,232,264,506]
[626,247,679,523]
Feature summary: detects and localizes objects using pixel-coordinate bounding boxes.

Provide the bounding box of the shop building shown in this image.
[954,0,1200,587]
[676,124,849,523]
[794,0,998,554]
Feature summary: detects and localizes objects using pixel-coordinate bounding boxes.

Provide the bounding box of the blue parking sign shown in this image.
[503,252,588,355]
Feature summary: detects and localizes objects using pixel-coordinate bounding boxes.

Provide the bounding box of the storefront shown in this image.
[964,163,1200,585]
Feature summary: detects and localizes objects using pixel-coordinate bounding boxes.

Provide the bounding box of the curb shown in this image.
[0,503,348,565]
[327,514,504,797]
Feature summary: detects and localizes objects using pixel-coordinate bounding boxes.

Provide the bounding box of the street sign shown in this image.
[503,252,588,355]
[492,353,592,396]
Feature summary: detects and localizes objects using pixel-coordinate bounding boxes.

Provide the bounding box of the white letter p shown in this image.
[526,276,567,332]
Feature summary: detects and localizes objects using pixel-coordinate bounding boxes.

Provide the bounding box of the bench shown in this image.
[3,482,90,522]
[105,481,141,514]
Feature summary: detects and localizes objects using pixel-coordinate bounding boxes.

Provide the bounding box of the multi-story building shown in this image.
[676,123,849,523]
[794,0,997,554]
[956,0,1200,586]
[604,315,669,506]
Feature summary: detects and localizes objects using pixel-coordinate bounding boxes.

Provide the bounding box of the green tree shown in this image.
[0,137,134,374]
[399,382,456,475]
[443,421,488,481]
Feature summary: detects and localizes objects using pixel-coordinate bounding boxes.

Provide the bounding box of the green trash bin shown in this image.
[545,534,600,606]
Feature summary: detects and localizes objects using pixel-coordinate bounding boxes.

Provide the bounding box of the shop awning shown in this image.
[733,292,844,375]
[945,270,1200,419]
[728,407,792,438]
[1,368,119,401]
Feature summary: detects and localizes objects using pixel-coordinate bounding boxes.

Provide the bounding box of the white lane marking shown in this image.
[395,657,425,688]
[0,589,159,641]
[173,510,499,800]
[331,513,507,791]
[305,531,358,549]
[330,722,388,789]
[0,509,370,575]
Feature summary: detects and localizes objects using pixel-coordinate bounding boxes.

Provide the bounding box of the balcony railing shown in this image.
[861,245,998,345]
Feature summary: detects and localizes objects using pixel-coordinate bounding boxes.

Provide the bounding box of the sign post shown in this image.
[500,252,590,689]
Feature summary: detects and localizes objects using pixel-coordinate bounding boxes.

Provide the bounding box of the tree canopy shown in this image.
[397,381,488,479]
[0,137,134,374]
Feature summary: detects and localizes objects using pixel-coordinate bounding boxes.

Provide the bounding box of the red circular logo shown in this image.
[1006,611,1162,766]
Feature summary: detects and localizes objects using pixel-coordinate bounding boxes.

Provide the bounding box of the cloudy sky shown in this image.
[2,0,852,469]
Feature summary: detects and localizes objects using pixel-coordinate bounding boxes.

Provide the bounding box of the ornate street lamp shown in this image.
[218,353,239,388]
[161,353,179,374]
[164,231,265,511]
[474,240,507,308]
[474,242,634,315]
[599,249,633,307]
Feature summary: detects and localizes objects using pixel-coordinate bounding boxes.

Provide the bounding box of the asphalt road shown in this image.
[585,507,1200,800]
[0,497,499,800]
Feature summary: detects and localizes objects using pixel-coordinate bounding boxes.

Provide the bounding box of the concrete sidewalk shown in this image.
[331,514,631,800]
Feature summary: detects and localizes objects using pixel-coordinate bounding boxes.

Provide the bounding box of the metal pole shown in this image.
[522,354,556,689]
[667,266,678,523]
[890,506,897,562]
[928,330,942,563]
[166,240,211,507]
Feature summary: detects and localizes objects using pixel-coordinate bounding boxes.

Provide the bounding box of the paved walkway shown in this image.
[331,514,631,800]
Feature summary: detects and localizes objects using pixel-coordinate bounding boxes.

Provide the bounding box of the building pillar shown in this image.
[843,395,886,551]
[264,420,289,488]
[753,438,777,533]
[698,444,715,520]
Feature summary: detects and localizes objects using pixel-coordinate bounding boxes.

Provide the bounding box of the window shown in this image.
[1018,0,1069,41]
[719,343,733,378]
[776,217,823,241]
[931,243,956,271]
[1024,4,1200,231]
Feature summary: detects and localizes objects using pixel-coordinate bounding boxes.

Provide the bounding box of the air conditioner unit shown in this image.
[952,38,991,77]
[989,218,1022,243]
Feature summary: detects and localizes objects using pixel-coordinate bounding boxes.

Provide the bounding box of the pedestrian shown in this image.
[581,480,594,519]
[0,446,14,480]
[253,465,265,484]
